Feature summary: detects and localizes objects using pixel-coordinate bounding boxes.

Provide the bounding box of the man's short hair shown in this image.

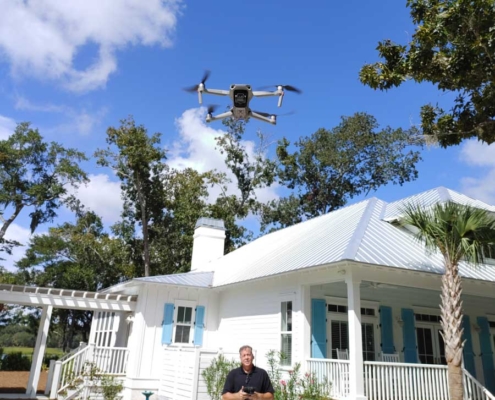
[239,345,253,354]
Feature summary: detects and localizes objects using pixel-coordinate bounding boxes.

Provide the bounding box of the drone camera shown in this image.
[233,89,249,108]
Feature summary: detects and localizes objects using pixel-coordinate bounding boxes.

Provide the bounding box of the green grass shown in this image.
[2,347,64,357]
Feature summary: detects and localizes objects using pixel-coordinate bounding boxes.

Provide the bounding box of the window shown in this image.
[172,301,196,345]
[326,297,379,361]
[331,320,348,359]
[362,323,375,361]
[328,304,347,314]
[484,244,495,259]
[415,313,441,323]
[175,306,193,343]
[490,321,495,357]
[93,311,117,347]
[327,304,376,317]
[281,301,292,366]
[162,301,206,346]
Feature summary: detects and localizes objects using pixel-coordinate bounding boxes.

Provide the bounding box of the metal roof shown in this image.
[134,271,214,288]
[207,186,495,287]
[383,186,495,221]
[106,186,495,292]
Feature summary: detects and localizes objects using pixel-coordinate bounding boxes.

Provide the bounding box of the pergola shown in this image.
[0,284,137,398]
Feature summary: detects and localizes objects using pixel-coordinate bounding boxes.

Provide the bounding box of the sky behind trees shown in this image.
[0,0,494,271]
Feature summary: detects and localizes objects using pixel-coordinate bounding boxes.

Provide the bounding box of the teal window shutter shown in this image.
[311,299,327,358]
[161,303,174,345]
[380,306,395,354]
[401,308,418,363]
[193,305,206,346]
[477,317,495,393]
[462,316,476,377]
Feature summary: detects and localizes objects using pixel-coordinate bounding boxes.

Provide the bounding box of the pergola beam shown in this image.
[0,284,137,312]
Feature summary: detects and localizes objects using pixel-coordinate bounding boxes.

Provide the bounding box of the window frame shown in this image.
[93,311,118,347]
[489,319,495,367]
[172,300,197,346]
[279,293,295,368]
[325,296,380,361]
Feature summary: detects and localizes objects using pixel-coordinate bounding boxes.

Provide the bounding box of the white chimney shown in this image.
[190,217,226,272]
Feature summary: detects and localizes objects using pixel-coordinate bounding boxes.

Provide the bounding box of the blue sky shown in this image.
[1,0,494,271]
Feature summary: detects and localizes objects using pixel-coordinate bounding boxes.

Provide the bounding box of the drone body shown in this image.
[183,71,301,125]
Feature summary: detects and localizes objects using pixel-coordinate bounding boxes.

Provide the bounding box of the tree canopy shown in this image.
[259,112,423,231]
[359,0,495,147]
[0,122,88,258]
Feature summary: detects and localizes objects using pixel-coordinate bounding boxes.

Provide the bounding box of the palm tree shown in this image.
[400,200,495,400]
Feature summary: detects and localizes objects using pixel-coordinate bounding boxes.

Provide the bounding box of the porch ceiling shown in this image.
[0,284,137,311]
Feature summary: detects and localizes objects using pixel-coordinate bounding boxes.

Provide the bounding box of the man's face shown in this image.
[240,349,254,368]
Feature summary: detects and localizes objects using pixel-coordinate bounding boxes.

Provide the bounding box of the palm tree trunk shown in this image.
[440,263,464,400]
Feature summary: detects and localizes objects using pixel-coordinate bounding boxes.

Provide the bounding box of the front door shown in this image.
[416,324,446,365]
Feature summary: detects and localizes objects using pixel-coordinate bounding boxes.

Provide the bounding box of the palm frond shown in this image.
[398,200,495,268]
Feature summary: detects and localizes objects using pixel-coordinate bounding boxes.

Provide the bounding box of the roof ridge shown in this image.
[436,186,451,202]
[341,197,378,260]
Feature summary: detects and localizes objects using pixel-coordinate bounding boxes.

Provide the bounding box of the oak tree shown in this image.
[360,0,495,146]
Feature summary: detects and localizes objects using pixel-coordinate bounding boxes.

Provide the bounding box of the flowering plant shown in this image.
[265,350,333,400]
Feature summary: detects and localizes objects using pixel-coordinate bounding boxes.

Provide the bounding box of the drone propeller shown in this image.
[258,85,302,94]
[183,70,211,93]
[206,104,219,115]
[252,110,296,118]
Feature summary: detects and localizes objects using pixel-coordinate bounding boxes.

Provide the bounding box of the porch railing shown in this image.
[364,361,448,400]
[463,368,495,400]
[307,358,350,399]
[48,344,130,399]
[307,359,495,400]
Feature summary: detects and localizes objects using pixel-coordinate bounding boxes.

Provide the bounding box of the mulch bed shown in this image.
[0,371,48,394]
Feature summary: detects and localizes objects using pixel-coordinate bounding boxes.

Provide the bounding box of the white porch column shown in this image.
[346,277,366,400]
[298,284,311,370]
[27,305,53,398]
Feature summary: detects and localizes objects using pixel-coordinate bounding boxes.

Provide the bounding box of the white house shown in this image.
[2,186,495,400]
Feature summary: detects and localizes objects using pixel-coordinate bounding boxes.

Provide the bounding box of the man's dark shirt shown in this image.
[222,365,274,395]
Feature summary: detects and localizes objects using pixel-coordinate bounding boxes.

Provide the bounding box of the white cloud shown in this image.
[0,115,16,140]
[459,140,495,205]
[15,96,107,135]
[460,140,495,167]
[68,173,123,224]
[1,223,38,272]
[0,0,183,92]
[171,107,280,204]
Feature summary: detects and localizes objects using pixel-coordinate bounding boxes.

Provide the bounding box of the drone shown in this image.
[183,70,301,125]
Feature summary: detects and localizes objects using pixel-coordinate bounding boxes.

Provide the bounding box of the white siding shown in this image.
[216,278,300,371]
[159,347,196,400]
[195,349,239,400]
[127,283,219,381]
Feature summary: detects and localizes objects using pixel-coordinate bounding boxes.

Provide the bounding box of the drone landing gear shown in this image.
[250,111,276,125]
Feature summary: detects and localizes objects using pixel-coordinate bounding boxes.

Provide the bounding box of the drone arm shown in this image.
[250,111,276,125]
[252,90,281,98]
[204,88,230,96]
[205,110,233,123]
[252,90,284,107]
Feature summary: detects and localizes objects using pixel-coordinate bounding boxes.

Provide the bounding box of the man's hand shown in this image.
[237,386,251,399]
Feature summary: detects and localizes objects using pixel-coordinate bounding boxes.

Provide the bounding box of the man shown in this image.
[221,345,274,399]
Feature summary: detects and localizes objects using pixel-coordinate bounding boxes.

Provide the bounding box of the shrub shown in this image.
[266,349,333,400]
[201,354,238,400]
[0,351,31,371]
